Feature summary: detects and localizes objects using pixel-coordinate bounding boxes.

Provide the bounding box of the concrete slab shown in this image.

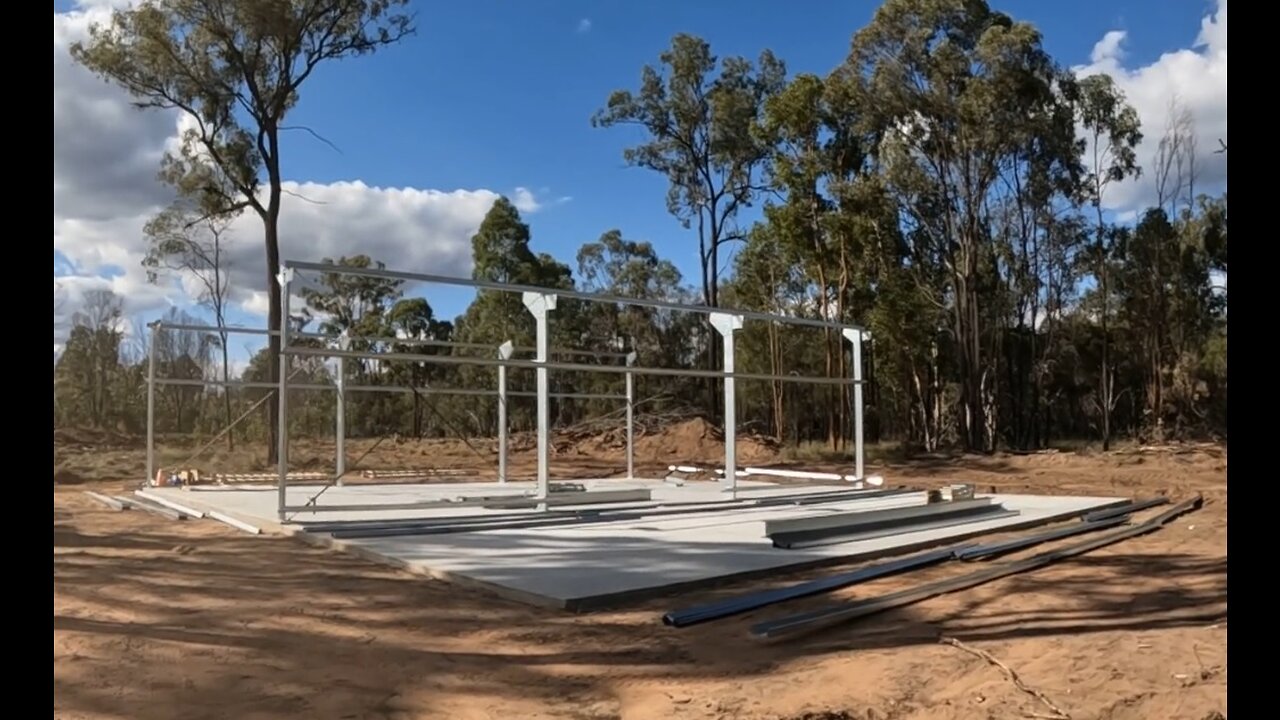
[151,481,1126,610]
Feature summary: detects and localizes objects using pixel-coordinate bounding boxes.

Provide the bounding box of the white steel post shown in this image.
[146,321,157,485]
[496,340,514,483]
[842,328,865,482]
[709,313,744,492]
[335,331,350,485]
[625,350,637,480]
[276,268,293,521]
[522,292,557,505]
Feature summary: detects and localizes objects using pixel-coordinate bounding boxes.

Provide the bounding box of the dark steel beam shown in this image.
[750,495,1204,640]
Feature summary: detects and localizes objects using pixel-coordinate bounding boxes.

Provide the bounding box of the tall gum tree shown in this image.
[840,0,1082,451]
[71,0,414,463]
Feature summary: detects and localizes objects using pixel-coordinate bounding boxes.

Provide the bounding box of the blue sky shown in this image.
[281,0,1217,293]
[53,0,1227,361]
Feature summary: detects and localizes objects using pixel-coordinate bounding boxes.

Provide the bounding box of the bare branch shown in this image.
[280,124,343,154]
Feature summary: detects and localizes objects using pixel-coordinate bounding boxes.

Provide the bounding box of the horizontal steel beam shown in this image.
[151,321,630,359]
[284,259,864,332]
[150,376,624,400]
[285,345,863,387]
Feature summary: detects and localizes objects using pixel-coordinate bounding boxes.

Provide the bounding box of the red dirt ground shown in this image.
[53,428,1226,720]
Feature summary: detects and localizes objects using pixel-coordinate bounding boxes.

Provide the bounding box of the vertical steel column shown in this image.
[842,328,865,482]
[334,331,349,485]
[625,351,637,480]
[145,321,157,485]
[276,268,293,521]
[496,340,514,483]
[709,313,744,492]
[522,292,557,505]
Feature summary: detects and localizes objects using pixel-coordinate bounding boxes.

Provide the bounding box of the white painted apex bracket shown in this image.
[709,312,744,335]
[521,291,557,316]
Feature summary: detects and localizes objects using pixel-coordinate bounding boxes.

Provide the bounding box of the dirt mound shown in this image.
[632,416,780,465]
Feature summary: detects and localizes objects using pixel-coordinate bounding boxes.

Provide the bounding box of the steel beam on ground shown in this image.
[766,499,1013,550]
[121,495,184,520]
[954,515,1130,561]
[765,498,994,537]
[1083,497,1170,523]
[751,495,1205,640]
[295,487,919,533]
[663,544,969,628]
[83,491,125,511]
[481,488,652,509]
[285,260,864,333]
[207,510,262,535]
[773,509,1021,550]
[135,490,205,519]
[318,488,921,539]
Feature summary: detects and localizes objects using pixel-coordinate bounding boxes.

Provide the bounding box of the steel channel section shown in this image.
[954,515,1130,561]
[283,488,653,515]
[284,259,864,334]
[276,268,292,521]
[773,508,1020,550]
[145,322,157,484]
[664,504,1143,629]
[1083,497,1170,523]
[317,488,922,539]
[843,329,865,481]
[151,321,630,359]
[286,345,864,388]
[710,313,744,493]
[294,487,918,533]
[765,497,996,537]
[149,376,622,400]
[497,341,513,484]
[523,292,555,505]
[751,495,1205,640]
[662,544,970,628]
[481,488,652,509]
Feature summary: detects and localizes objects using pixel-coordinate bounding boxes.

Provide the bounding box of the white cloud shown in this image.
[511,186,542,213]
[1073,0,1227,213]
[577,18,592,34]
[53,5,559,341]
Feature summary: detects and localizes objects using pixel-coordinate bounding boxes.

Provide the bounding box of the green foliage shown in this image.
[593,33,785,306]
[56,7,1228,456]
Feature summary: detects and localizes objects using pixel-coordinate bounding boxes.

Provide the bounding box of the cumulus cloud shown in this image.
[53,4,560,344]
[1073,0,1228,213]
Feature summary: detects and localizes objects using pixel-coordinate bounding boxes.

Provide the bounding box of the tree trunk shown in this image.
[264,195,283,466]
